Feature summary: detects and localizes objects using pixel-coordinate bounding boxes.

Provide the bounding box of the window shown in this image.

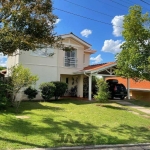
[31,47,54,57]
[64,50,77,67]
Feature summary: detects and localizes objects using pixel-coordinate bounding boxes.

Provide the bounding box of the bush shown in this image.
[39,82,56,101]
[24,87,38,100]
[52,81,68,99]
[0,95,7,109]
[0,80,10,109]
[94,78,110,102]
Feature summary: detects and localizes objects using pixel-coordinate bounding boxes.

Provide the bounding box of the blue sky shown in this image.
[53,0,150,64]
[0,0,150,67]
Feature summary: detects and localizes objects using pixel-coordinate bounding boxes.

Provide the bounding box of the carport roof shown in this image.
[74,62,117,75]
[83,62,116,71]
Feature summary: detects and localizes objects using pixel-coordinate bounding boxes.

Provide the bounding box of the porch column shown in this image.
[77,75,83,97]
[127,78,130,99]
[88,74,92,101]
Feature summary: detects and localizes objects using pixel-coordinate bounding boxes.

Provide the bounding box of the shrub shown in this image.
[0,80,11,109]
[94,78,110,102]
[52,81,68,99]
[0,95,7,109]
[39,82,56,101]
[24,87,38,100]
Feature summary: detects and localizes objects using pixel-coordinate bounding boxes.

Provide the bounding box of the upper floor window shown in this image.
[64,50,77,67]
[31,47,54,57]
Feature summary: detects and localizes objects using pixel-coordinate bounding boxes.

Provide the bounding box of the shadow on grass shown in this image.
[49,98,113,106]
[102,105,128,110]
[0,136,43,148]
[0,100,150,148]
[0,101,65,114]
[0,115,150,148]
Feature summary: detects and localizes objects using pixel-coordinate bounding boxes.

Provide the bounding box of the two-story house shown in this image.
[7,32,150,101]
[7,32,96,100]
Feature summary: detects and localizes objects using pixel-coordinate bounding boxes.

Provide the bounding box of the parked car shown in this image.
[106,79,127,100]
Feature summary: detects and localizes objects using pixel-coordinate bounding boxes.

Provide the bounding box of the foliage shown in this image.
[94,78,110,102]
[0,66,6,71]
[69,85,77,97]
[0,95,7,109]
[92,76,98,97]
[62,46,77,52]
[24,87,38,101]
[10,65,38,111]
[0,80,8,109]
[39,82,56,101]
[116,5,150,81]
[0,0,63,55]
[83,76,98,98]
[52,81,68,100]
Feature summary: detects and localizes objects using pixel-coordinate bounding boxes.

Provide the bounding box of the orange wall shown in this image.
[105,76,150,90]
[104,76,150,102]
[131,91,150,102]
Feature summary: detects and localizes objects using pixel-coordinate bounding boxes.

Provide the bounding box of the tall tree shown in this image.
[0,0,63,55]
[116,5,150,81]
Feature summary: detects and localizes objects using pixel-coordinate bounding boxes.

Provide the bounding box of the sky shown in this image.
[0,0,150,67]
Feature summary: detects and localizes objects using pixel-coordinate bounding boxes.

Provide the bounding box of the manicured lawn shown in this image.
[0,99,150,149]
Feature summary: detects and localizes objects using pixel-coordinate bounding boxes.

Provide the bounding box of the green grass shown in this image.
[0,99,150,149]
[127,99,150,108]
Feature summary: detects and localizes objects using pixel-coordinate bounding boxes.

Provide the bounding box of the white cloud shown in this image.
[55,19,61,24]
[47,19,61,26]
[90,54,103,64]
[80,29,92,38]
[111,15,124,37]
[0,53,7,67]
[101,39,124,54]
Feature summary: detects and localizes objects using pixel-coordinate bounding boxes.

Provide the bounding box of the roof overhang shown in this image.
[84,49,96,54]
[88,62,117,74]
[61,33,91,48]
[74,62,117,76]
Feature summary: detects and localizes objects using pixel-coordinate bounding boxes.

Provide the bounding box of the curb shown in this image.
[21,143,150,150]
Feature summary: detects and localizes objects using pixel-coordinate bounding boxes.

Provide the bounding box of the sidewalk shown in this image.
[111,100,150,114]
[22,143,150,150]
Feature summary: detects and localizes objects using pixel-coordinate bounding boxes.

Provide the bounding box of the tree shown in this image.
[10,65,38,111]
[116,5,150,81]
[0,66,6,71]
[0,0,63,55]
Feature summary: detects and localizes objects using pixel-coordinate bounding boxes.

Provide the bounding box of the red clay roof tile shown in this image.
[83,62,116,71]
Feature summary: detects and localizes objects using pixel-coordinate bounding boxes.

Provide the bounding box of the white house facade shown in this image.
[7,33,96,100]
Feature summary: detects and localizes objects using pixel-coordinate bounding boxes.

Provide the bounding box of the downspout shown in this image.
[84,71,89,77]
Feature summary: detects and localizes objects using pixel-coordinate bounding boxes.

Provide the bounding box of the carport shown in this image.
[75,62,130,100]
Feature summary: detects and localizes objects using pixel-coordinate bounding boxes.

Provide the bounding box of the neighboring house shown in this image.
[7,32,96,100]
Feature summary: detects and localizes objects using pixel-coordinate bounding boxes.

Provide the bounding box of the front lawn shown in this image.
[0,99,150,149]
